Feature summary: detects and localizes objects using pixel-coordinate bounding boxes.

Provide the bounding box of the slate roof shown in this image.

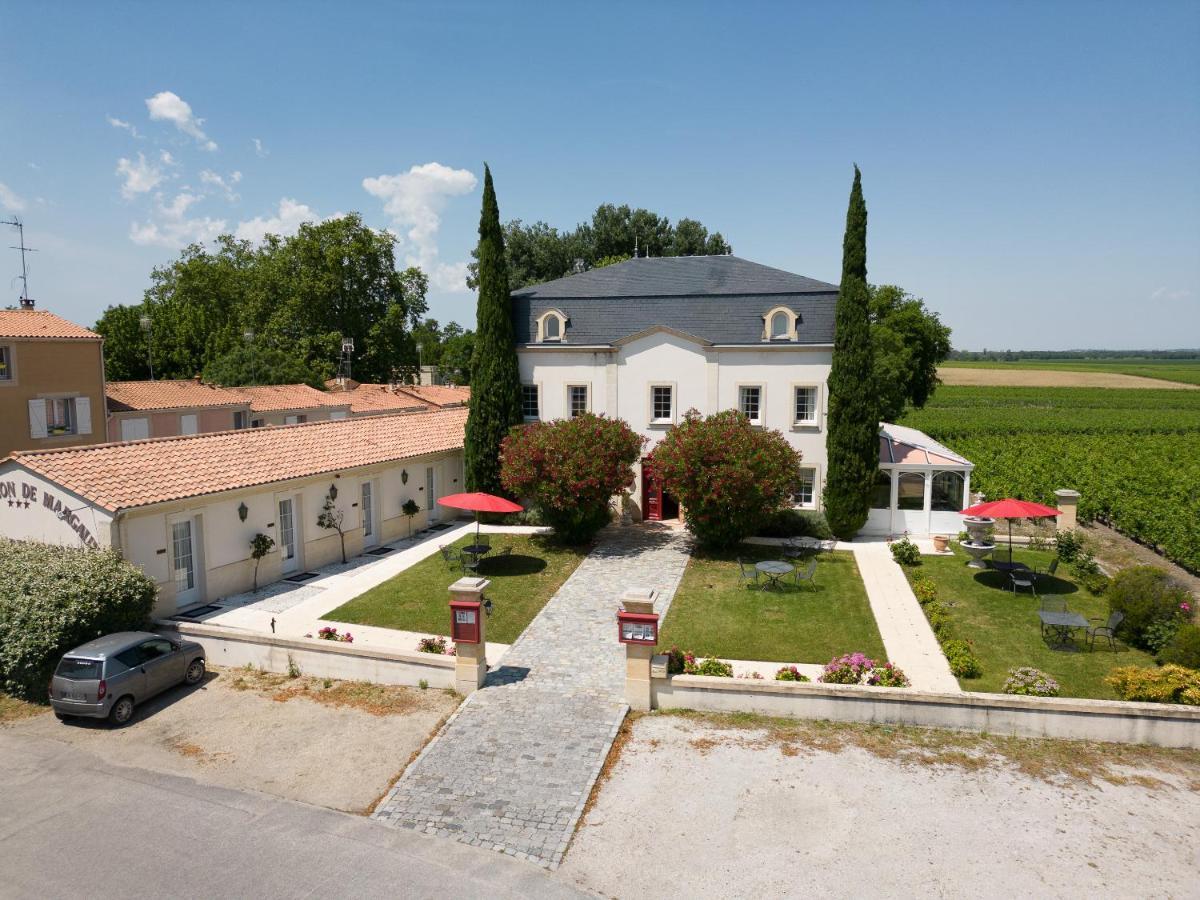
[0,310,101,340]
[511,255,838,346]
[8,407,468,512]
[106,380,250,412]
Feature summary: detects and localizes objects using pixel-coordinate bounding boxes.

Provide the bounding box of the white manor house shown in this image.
[511,254,972,534]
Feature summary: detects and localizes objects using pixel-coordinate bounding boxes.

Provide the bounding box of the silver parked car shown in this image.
[49,632,206,725]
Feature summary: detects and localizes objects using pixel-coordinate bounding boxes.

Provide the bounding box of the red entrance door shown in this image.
[643,465,663,521]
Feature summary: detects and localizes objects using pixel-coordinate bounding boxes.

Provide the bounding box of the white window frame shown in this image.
[763,306,798,341]
[46,397,78,436]
[648,383,675,426]
[535,309,568,343]
[520,383,541,421]
[791,383,821,429]
[793,466,818,509]
[565,383,590,418]
[737,383,765,426]
[0,344,14,383]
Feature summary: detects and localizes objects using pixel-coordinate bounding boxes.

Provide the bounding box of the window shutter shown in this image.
[28,399,47,438]
[75,396,92,435]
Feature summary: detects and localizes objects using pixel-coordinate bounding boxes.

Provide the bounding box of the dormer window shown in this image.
[536,309,568,343]
[763,306,798,341]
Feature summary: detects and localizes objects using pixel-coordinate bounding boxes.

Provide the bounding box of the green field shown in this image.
[900,386,1200,572]
[942,358,1200,386]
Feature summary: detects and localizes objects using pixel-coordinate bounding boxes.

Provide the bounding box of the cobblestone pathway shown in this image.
[373,526,691,868]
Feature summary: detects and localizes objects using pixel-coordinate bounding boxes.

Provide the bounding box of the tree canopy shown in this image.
[201,345,323,388]
[95,214,428,385]
[410,318,476,386]
[869,284,952,422]
[467,203,732,290]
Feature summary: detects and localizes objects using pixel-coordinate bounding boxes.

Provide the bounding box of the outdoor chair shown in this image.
[1087,611,1125,651]
[1035,558,1059,590]
[462,553,480,574]
[477,533,492,548]
[791,559,818,591]
[736,558,759,589]
[1039,596,1068,636]
[439,545,462,570]
[781,539,805,560]
[1010,568,1037,597]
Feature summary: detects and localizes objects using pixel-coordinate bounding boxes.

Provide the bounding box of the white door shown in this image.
[120,417,150,441]
[361,481,377,548]
[171,519,201,607]
[425,467,438,522]
[278,497,299,574]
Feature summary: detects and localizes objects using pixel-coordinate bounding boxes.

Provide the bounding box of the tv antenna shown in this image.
[337,335,354,385]
[2,217,37,309]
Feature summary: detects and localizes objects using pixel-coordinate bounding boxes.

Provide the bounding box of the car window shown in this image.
[141,639,174,660]
[114,646,146,668]
[55,657,102,680]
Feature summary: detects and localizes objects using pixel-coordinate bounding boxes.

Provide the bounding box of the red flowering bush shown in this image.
[500,413,645,544]
[646,409,803,549]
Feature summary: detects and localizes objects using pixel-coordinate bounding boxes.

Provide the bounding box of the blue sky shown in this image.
[2,1,1197,350]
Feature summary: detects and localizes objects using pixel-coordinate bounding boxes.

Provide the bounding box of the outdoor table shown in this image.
[461,544,492,558]
[992,561,1031,573]
[1038,610,1089,649]
[756,560,794,591]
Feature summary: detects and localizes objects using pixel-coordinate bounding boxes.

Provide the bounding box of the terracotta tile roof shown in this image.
[399,384,470,407]
[0,309,101,340]
[338,383,432,416]
[9,407,467,512]
[234,384,351,414]
[106,380,250,413]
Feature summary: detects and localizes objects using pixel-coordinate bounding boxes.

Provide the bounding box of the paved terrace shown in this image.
[373,526,692,869]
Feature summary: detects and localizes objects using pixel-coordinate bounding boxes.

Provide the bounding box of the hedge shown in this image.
[0,540,157,701]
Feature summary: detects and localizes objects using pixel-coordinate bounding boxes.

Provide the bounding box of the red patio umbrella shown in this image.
[961,498,1060,566]
[437,492,524,545]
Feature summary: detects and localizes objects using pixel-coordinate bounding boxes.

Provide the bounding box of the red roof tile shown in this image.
[106,380,250,412]
[10,407,466,511]
[0,310,101,340]
[234,384,351,414]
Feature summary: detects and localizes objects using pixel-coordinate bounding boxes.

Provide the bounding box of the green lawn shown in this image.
[912,545,1156,699]
[658,547,886,664]
[323,533,588,644]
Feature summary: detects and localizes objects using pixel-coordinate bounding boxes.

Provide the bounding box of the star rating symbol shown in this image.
[5,500,11,507]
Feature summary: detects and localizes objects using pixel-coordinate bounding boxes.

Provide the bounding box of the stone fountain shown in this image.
[961,515,996,568]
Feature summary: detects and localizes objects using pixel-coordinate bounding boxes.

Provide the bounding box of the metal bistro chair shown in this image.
[737,558,760,590]
[1087,610,1125,651]
[439,545,462,570]
[1039,596,1067,637]
[1035,558,1059,591]
[791,558,818,591]
[1010,567,1037,597]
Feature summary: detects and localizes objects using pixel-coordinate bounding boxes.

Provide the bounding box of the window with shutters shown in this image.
[47,398,76,435]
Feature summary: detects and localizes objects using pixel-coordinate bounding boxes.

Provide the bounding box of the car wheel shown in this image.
[184,659,205,686]
[108,695,135,726]
[54,712,71,723]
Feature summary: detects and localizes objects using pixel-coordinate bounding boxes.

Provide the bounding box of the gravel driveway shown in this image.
[8,666,458,813]
[562,713,1200,898]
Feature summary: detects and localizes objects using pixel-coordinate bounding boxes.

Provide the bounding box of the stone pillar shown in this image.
[621,588,658,711]
[1054,489,1080,533]
[449,577,489,695]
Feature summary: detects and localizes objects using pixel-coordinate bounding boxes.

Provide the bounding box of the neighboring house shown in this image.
[106,380,252,441]
[322,379,469,417]
[235,384,351,427]
[511,254,971,533]
[0,309,106,457]
[0,408,467,615]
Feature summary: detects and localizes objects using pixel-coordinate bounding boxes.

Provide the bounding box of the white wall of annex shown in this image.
[0,464,114,549]
[518,350,612,421]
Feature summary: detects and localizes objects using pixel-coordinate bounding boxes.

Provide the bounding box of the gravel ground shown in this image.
[936,367,1198,390]
[8,667,458,813]
[562,714,1200,899]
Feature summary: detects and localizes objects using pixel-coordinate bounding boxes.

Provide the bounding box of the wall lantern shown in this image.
[329,483,338,500]
[237,502,248,522]
[401,469,409,485]
[484,598,494,617]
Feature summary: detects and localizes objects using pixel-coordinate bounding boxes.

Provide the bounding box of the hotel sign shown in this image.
[0,479,101,549]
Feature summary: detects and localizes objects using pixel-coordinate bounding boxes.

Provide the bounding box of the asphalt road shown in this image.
[0,728,589,900]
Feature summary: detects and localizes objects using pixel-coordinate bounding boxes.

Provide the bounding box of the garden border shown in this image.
[651,674,1200,749]
[157,620,456,688]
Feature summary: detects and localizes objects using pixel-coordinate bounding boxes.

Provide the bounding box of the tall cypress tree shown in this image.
[824,166,878,538]
[464,164,523,493]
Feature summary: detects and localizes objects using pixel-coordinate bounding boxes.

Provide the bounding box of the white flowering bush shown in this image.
[0,540,156,700]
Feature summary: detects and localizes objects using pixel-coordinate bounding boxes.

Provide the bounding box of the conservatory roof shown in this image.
[879,422,972,468]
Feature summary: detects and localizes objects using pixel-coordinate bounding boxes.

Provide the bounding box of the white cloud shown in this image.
[362,162,477,293]
[27,162,40,171]
[252,138,268,158]
[145,91,217,151]
[129,191,226,248]
[106,115,141,138]
[1150,286,1192,302]
[234,198,320,243]
[115,152,164,200]
[199,169,242,202]
[160,150,178,166]
[0,182,27,212]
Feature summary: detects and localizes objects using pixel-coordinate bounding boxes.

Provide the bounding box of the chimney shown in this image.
[19,296,34,310]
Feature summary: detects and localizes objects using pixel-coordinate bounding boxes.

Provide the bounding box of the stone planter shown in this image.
[932,534,949,553]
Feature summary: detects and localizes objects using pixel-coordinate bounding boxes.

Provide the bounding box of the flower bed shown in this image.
[818,652,910,688]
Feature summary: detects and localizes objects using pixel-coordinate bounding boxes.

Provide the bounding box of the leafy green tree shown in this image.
[467,204,731,290]
[94,303,153,380]
[824,166,878,539]
[647,410,802,549]
[465,165,523,493]
[410,318,476,385]
[202,345,325,387]
[869,284,952,421]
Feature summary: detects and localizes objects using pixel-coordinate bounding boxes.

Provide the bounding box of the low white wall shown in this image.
[158,620,456,689]
[653,675,1200,749]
